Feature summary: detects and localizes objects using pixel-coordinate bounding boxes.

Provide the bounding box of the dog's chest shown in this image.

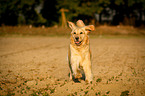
[70,44,89,62]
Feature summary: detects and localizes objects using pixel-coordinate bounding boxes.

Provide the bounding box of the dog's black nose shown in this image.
[75,37,79,41]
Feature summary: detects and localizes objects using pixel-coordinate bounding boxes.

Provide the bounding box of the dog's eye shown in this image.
[74,32,76,34]
[80,32,83,34]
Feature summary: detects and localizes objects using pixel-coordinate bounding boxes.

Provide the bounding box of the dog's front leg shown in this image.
[83,59,93,83]
[70,56,80,79]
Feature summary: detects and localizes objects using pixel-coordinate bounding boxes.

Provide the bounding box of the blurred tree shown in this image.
[0,0,46,26]
[57,0,110,25]
[41,0,59,26]
[0,0,144,26]
[110,0,145,25]
[0,0,20,25]
[57,0,145,26]
[21,0,46,26]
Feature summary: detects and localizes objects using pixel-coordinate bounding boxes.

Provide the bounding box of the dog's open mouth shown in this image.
[75,41,82,46]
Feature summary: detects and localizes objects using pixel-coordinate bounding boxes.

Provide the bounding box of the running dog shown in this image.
[68,20,95,83]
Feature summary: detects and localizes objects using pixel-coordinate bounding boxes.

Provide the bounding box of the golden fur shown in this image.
[68,20,95,83]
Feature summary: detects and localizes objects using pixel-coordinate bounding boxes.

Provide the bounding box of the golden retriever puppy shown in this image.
[68,20,95,83]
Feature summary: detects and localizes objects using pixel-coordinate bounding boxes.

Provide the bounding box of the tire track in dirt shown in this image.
[0,43,66,59]
[0,44,55,57]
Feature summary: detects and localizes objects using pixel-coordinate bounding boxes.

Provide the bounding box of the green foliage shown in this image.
[0,0,145,26]
[57,0,111,20]
[41,0,59,26]
[57,0,145,25]
[0,0,46,26]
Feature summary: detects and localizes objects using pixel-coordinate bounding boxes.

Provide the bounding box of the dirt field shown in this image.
[0,36,145,96]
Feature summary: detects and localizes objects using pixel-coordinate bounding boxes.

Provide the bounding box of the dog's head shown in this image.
[68,20,95,46]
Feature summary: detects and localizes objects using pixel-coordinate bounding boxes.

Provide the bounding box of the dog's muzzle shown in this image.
[75,37,82,46]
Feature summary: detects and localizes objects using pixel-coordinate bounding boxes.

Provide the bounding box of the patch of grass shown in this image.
[31,90,46,96]
[50,88,55,94]
[120,90,129,96]
[106,91,110,94]
[65,79,68,82]
[22,83,25,85]
[74,92,77,95]
[18,84,21,88]
[42,92,49,96]
[7,92,15,96]
[96,78,102,83]
[115,76,119,79]
[91,87,94,90]
[35,81,38,85]
[49,76,52,79]
[118,73,123,76]
[6,74,9,77]
[86,86,89,89]
[106,81,109,84]
[56,79,60,81]
[108,76,115,82]
[26,86,30,90]
[133,69,137,76]
[20,90,23,94]
[31,91,39,96]
[128,78,131,82]
[116,79,119,81]
[40,78,44,81]
[96,91,101,95]
[102,95,107,96]
[60,82,66,87]
[24,80,28,83]
[84,91,89,95]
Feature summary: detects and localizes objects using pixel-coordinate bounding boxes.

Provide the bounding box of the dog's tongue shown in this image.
[75,41,80,44]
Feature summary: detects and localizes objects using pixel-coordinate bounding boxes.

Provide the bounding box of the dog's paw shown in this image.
[75,74,82,79]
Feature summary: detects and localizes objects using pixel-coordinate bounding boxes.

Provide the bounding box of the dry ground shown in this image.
[0,36,145,96]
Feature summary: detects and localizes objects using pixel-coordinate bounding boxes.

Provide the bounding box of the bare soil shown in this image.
[0,36,145,96]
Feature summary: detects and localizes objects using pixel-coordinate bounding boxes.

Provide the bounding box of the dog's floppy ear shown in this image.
[85,25,95,33]
[76,20,85,27]
[68,21,76,30]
